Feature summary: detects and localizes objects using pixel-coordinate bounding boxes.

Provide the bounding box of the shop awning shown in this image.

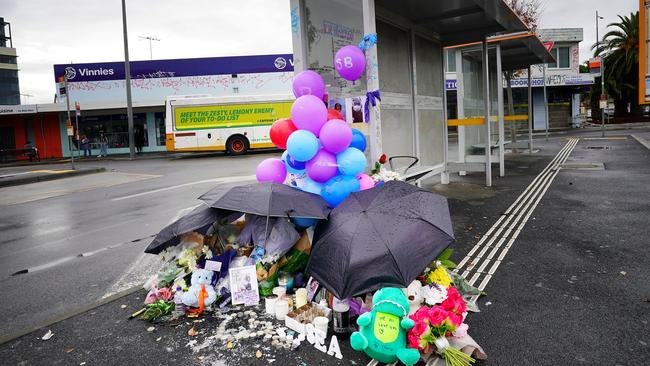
[375,0,528,46]
[446,32,556,70]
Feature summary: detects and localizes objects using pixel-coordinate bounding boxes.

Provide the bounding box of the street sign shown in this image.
[599,100,607,109]
[542,41,554,53]
[66,119,74,136]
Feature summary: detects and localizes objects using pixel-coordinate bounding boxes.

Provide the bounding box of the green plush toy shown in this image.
[350,287,421,365]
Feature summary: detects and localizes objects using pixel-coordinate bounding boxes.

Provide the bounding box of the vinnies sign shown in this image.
[53,54,294,105]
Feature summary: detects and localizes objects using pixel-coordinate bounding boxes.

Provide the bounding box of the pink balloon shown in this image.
[334,45,366,81]
[356,173,374,190]
[291,95,328,136]
[256,158,287,183]
[292,70,325,99]
[319,119,352,154]
[306,150,338,183]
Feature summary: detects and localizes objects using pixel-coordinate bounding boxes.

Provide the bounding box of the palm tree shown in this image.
[591,12,639,115]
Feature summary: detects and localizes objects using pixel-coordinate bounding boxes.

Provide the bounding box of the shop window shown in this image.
[548,47,570,69]
[155,112,165,146]
[78,112,146,149]
[446,48,456,73]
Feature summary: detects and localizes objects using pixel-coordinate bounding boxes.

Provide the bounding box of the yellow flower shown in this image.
[427,266,452,287]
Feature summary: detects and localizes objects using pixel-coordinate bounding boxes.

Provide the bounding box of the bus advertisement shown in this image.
[165,94,294,154]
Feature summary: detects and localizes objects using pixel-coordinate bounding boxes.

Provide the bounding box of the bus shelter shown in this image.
[446,32,554,186]
[289,0,527,185]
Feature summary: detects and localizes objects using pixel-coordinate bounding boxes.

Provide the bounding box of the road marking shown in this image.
[110,174,256,201]
[455,138,579,301]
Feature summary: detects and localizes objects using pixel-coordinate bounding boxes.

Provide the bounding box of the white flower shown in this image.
[420,283,448,306]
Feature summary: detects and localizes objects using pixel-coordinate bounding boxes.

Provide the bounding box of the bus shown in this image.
[165,94,294,155]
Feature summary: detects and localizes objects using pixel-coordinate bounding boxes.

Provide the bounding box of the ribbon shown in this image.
[186,284,208,316]
[364,90,381,123]
[358,33,378,52]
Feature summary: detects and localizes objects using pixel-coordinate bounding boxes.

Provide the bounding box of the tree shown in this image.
[591,12,639,116]
[503,0,543,141]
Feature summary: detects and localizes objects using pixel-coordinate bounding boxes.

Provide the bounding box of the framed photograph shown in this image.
[229,265,260,306]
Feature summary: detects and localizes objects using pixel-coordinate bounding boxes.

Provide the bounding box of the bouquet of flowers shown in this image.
[407,288,474,366]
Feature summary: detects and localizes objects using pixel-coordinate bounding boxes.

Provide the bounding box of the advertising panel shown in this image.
[173,101,292,130]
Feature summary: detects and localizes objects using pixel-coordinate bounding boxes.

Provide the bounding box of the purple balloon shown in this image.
[306,149,338,183]
[319,119,352,154]
[256,158,287,184]
[290,95,328,136]
[334,45,366,81]
[292,70,325,99]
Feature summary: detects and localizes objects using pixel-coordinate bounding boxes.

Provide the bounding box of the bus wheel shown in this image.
[226,135,249,155]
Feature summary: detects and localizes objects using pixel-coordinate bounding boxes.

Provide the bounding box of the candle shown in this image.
[275,299,289,321]
[295,288,308,309]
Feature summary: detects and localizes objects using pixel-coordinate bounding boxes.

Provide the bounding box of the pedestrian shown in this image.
[98,132,108,158]
[135,128,145,154]
[81,135,91,157]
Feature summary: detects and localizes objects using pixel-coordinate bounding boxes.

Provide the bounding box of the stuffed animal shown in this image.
[181,269,217,311]
[350,287,421,365]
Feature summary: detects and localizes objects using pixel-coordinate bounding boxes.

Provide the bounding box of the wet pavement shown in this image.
[1,129,649,365]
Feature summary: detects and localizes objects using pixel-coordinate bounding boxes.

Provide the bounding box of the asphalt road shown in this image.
[0,150,279,339]
[1,128,649,366]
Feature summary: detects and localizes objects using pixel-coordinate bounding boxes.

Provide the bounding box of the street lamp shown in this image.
[139,35,160,60]
[596,10,606,137]
[121,0,135,159]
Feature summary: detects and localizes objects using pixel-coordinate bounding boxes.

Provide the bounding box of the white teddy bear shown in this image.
[181,268,217,308]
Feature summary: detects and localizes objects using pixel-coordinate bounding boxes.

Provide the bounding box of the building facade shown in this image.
[0,54,294,159]
[0,17,20,105]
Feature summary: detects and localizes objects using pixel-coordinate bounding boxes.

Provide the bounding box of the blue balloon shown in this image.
[292,217,318,229]
[337,147,367,176]
[350,129,367,152]
[282,151,306,174]
[286,130,319,162]
[321,175,360,207]
[298,177,324,196]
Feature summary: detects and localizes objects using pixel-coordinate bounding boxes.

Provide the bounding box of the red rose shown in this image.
[427,306,450,326]
[379,154,387,164]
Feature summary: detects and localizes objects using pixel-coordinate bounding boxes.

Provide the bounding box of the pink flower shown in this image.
[448,312,463,327]
[410,306,432,323]
[157,287,173,301]
[441,287,466,314]
[144,287,159,305]
[407,333,423,350]
[427,306,450,326]
[411,321,429,337]
[453,323,469,338]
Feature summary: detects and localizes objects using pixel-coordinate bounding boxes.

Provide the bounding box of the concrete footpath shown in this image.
[0,132,648,365]
[0,167,106,188]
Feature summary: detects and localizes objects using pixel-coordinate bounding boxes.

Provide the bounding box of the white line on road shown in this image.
[455,138,579,300]
[110,174,256,201]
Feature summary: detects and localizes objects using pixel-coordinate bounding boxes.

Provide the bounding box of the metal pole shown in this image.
[149,39,153,60]
[74,102,80,156]
[362,0,382,165]
[483,40,492,187]
[543,64,549,141]
[527,66,533,154]
[597,10,606,137]
[441,46,450,184]
[496,43,505,177]
[64,75,75,170]
[121,0,135,159]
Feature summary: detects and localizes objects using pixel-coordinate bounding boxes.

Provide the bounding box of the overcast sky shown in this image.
[3,0,638,104]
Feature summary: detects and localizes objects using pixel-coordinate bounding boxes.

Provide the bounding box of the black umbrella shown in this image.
[306,180,454,299]
[199,182,331,219]
[145,204,239,254]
